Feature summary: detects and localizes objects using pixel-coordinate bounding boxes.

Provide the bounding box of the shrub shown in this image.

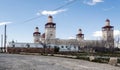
[92,57,109,63]
[117,59,120,63]
[54,46,59,53]
[76,56,89,61]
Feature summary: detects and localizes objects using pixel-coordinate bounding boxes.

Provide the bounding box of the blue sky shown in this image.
[0,0,120,45]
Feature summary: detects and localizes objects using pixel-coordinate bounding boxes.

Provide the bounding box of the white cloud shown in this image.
[84,0,104,5]
[0,22,12,26]
[93,31,102,37]
[93,30,120,38]
[68,36,75,39]
[103,7,114,11]
[37,9,67,16]
[114,30,120,37]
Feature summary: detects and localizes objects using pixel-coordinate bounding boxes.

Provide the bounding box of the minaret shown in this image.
[33,27,41,43]
[102,19,114,48]
[76,29,84,41]
[45,15,56,40]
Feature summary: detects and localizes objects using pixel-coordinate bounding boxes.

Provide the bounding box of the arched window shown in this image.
[74,46,76,49]
[61,46,64,48]
[12,45,15,47]
[26,44,30,48]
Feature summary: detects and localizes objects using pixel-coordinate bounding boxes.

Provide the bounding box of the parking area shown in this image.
[0,53,119,70]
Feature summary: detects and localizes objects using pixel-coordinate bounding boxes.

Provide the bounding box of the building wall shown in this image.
[102,30,114,41]
[44,39,80,52]
[45,28,56,40]
[8,42,43,48]
[34,35,40,43]
[58,45,78,52]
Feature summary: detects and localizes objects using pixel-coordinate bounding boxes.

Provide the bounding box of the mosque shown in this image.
[7,15,114,52]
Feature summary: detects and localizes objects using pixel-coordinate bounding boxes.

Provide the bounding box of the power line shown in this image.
[53,0,77,11]
[24,16,41,23]
[24,0,77,23]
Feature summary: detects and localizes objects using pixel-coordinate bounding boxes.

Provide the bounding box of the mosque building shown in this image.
[7,15,114,52]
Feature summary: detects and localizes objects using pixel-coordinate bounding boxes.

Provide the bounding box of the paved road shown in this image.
[0,54,119,70]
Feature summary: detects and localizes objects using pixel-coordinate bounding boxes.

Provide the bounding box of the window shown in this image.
[26,44,30,48]
[12,45,15,47]
[61,46,64,48]
[50,34,53,36]
[74,46,76,49]
[49,46,51,48]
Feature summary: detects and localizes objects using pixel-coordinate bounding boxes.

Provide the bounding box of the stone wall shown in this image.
[7,47,54,54]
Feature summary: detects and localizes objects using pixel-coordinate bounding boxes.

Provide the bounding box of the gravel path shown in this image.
[0,53,119,70]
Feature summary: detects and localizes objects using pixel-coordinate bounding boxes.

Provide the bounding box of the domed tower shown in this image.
[102,19,114,48]
[45,15,56,40]
[33,27,41,43]
[76,29,84,41]
[40,33,45,43]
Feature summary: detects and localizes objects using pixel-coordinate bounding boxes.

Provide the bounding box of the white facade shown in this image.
[8,42,43,48]
[58,45,78,52]
[44,39,80,52]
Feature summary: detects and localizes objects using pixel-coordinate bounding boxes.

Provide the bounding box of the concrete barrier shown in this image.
[89,56,95,61]
[109,57,117,66]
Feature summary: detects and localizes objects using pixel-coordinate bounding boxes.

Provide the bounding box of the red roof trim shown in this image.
[33,32,40,34]
[76,34,84,36]
[45,22,56,26]
[102,26,113,28]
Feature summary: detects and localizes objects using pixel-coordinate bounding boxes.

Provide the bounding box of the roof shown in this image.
[35,27,39,29]
[48,15,52,18]
[45,22,56,26]
[106,19,110,22]
[102,25,114,28]
[76,34,84,36]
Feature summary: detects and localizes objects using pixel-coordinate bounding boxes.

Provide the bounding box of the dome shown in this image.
[48,15,52,18]
[41,33,45,38]
[36,27,39,29]
[106,19,110,22]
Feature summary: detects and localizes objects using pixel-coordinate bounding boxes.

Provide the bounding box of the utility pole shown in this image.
[4,25,7,53]
[1,34,3,52]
